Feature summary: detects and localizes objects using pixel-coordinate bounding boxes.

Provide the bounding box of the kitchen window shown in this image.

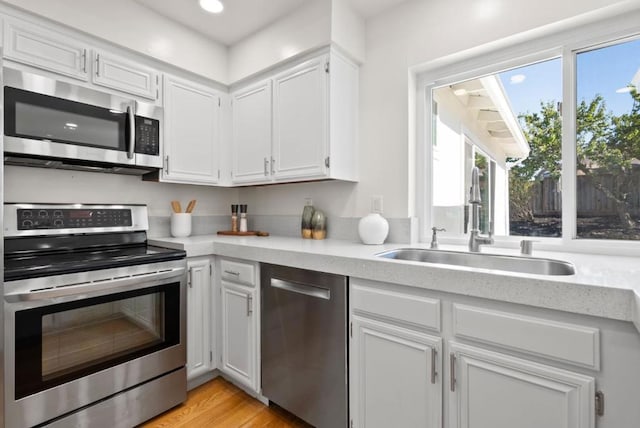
[419,21,640,252]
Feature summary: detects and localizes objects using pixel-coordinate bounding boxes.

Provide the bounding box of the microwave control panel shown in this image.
[17,208,132,230]
[134,116,160,156]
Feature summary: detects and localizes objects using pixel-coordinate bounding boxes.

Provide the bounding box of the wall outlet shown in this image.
[371,195,383,214]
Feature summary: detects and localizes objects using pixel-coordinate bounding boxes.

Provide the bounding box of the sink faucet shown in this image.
[430,227,445,249]
[468,166,494,252]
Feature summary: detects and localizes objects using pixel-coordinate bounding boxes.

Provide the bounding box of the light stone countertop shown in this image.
[149,234,640,331]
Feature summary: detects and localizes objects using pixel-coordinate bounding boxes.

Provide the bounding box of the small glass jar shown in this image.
[311,209,326,240]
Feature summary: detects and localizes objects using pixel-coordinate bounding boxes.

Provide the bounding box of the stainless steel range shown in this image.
[3,203,187,428]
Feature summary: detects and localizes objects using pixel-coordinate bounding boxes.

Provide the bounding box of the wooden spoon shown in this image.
[171,200,182,213]
[186,200,197,214]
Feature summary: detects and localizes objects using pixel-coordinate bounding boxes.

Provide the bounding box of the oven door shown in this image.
[3,67,162,168]
[4,260,186,428]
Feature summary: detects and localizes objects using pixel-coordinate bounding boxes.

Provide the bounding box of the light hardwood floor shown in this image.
[141,377,309,427]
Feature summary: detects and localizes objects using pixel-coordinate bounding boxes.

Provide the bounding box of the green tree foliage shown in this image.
[509,88,640,228]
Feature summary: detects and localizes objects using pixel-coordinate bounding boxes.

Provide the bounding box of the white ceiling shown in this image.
[134,0,410,46]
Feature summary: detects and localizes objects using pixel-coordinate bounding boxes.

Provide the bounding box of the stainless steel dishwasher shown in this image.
[261,263,348,428]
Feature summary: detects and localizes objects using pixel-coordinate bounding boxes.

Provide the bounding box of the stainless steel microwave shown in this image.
[3,67,163,174]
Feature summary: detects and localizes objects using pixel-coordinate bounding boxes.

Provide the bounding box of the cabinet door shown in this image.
[187,258,213,380]
[449,343,595,428]
[231,80,272,184]
[221,281,256,390]
[272,56,328,180]
[164,75,220,184]
[93,50,159,100]
[3,17,88,81]
[351,316,442,428]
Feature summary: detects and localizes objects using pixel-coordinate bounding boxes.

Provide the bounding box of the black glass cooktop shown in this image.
[4,232,185,281]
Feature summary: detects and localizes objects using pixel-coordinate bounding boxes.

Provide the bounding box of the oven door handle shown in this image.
[5,267,185,303]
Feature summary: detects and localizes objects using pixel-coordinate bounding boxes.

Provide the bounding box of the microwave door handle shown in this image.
[126,103,135,160]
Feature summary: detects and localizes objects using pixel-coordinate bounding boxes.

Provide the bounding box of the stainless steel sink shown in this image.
[376,248,575,276]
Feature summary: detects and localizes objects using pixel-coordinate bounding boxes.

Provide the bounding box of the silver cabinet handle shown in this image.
[264,157,269,176]
[165,155,170,174]
[224,270,240,276]
[188,268,192,288]
[81,49,87,73]
[270,278,330,300]
[126,104,135,160]
[270,156,275,175]
[450,353,456,392]
[430,347,437,384]
[246,294,253,316]
[95,53,100,77]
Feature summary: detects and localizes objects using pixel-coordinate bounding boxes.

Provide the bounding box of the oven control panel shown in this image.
[17,208,133,230]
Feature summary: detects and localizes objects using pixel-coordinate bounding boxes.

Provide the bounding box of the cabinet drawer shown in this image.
[351,281,440,331]
[220,259,255,286]
[453,304,600,370]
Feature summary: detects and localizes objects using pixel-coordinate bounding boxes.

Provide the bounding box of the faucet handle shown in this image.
[430,227,446,249]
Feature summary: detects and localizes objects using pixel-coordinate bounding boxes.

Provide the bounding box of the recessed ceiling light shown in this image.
[199,0,224,14]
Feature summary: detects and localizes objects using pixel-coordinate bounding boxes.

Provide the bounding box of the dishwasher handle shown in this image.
[270,278,331,300]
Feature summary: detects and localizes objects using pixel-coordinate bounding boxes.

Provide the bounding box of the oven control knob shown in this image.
[54,219,64,227]
[38,210,49,217]
[22,220,33,228]
[22,210,33,218]
[53,210,63,217]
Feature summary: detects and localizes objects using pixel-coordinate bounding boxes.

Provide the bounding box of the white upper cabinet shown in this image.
[3,17,161,101]
[230,49,358,186]
[272,56,328,181]
[3,17,89,81]
[231,79,272,184]
[163,74,221,185]
[92,50,159,101]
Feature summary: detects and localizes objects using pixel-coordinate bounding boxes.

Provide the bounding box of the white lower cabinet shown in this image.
[449,342,596,428]
[218,258,260,392]
[186,257,214,381]
[351,316,442,428]
[349,278,607,428]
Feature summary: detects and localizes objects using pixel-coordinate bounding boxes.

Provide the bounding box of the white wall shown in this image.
[331,0,366,64]
[4,166,238,217]
[228,0,331,83]
[236,0,637,221]
[0,0,228,83]
[4,0,638,225]
[358,0,637,218]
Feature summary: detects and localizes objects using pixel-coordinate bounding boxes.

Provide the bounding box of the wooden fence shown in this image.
[530,173,640,217]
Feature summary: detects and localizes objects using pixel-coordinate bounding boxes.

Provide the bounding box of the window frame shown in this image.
[415,9,640,255]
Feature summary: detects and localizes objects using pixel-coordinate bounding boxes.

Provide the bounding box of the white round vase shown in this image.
[358,213,389,245]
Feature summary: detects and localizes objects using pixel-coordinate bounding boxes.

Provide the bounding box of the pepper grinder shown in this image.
[239,204,248,232]
[231,204,239,232]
